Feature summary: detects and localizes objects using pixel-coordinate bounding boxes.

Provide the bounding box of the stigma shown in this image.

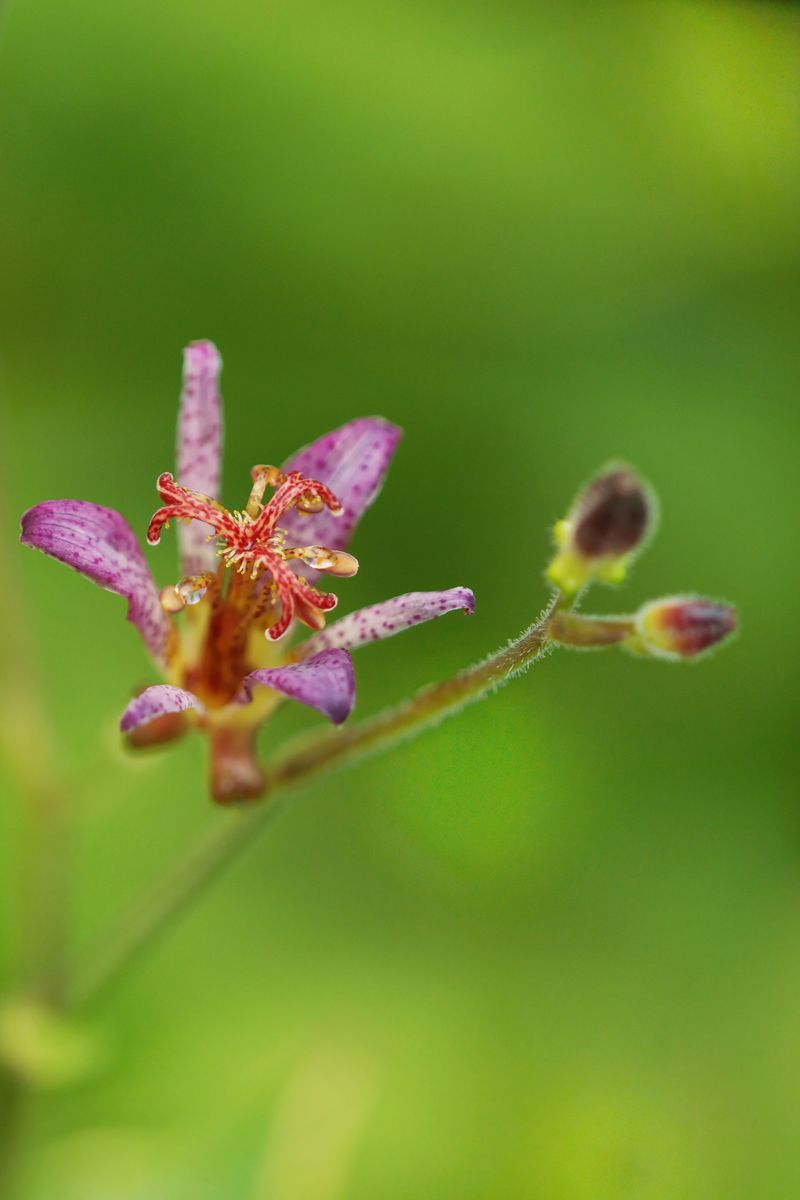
[150,464,358,639]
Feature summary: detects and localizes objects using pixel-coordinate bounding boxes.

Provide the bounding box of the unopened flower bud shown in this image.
[634,596,737,660]
[573,468,651,558]
[546,465,654,595]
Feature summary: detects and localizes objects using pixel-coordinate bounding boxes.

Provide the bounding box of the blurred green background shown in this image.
[1,0,798,1196]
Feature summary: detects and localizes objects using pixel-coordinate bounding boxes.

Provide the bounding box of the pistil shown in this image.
[149,462,361,699]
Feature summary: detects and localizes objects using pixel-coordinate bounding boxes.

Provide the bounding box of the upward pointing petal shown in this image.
[20,500,171,667]
[280,417,402,559]
[176,340,224,575]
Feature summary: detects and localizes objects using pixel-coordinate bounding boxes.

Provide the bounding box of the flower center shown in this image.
[148,465,358,641]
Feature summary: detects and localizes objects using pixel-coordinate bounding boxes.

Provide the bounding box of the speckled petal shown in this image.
[280,417,402,559]
[120,684,204,733]
[242,648,355,725]
[302,588,475,655]
[176,340,224,574]
[20,500,171,667]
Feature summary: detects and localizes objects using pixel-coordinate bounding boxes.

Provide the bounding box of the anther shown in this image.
[246,465,284,518]
[160,573,215,613]
[178,573,216,608]
[295,493,327,515]
[286,546,359,576]
[160,586,186,614]
[326,550,358,576]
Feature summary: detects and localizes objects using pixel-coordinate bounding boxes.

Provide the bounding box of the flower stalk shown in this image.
[0,480,73,1188]
[65,580,735,1005]
[548,607,634,648]
[69,604,555,1005]
[13,342,740,1017]
[5,340,741,1198]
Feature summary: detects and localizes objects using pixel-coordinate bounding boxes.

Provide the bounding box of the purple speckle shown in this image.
[302,588,476,655]
[176,341,223,576]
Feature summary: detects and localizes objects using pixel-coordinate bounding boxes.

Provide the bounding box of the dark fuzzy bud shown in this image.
[573,469,652,558]
[546,465,655,595]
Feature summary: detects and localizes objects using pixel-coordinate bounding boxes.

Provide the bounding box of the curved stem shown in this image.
[68,803,283,1006]
[549,607,634,648]
[69,605,556,1006]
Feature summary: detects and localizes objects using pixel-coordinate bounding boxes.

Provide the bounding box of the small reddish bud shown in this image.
[546,464,655,595]
[635,596,737,660]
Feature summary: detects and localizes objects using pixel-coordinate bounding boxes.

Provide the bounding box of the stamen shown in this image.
[178,573,215,605]
[159,573,216,613]
[160,586,185,614]
[323,551,358,577]
[295,494,326,515]
[285,546,359,577]
[246,465,284,518]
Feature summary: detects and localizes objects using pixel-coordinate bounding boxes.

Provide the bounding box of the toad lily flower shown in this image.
[20,341,474,803]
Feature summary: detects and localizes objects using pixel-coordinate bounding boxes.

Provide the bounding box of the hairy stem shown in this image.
[69,606,556,1006]
[549,607,634,648]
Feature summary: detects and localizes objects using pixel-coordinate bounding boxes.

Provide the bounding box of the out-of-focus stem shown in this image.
[0,1070,25,1195]
[69,605,557,1006]
[0,522,70,1002]
[0,478,72,1189]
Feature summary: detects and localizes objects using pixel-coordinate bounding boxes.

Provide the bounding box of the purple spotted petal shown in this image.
[120,684,204,733]
[176,340,224,574]
[20,500,171,667]
[280,417,402,559]
[242,648,355,725]
[302,588,475,655]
